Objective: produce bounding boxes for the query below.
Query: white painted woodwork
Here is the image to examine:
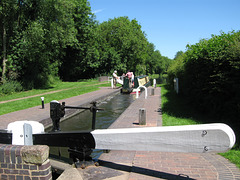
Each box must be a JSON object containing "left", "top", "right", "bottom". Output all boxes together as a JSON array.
[
  {"left": 116, "top": 78, "right": 123, "bottom": 85},
  {"left": 153, "top": 79, "right": 156, "bottom": 88},
  {"left": 7, "top": 121, "right": 44, "bottom": 145},
  {"left": 92, "top": 123, "right": 235, "bottom": 153},
  {"left": 136, "top": 86, "right": 147, "bottom": 99}
]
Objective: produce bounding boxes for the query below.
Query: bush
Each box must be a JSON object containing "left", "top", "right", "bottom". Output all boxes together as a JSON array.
[
  {"left": 167, "top": 53, "right": 185, "bottom": 89},
  {"left": 0, "top": 81, "right": 23, "bottom": 95},
  {"left": 184, "top": 31, "right": 240, "bottom": 118},
  {"left": 167, "top": 31, "right": 240, "bottom": 127}
]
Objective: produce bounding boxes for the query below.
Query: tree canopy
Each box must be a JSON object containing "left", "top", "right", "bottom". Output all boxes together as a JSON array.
[{"left": 0, "top": 0, "right": 167, "bottom": 89}]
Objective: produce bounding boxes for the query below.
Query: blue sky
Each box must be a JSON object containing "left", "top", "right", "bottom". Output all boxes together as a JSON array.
[{"left": 88, "top": 0, "right": 240, "bottom": 59}]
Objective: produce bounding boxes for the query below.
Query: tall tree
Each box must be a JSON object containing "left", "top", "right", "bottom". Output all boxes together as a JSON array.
[
  {"left": 174, "top": 50, "right": 184, "bottom": 60},
  {"left": 59, "top": 0, "right": 97, "bottom": 80},
  {"left": 1, "top": 0, "right": 95, "bottom": 86},
  {"left": 145, "top": 43, "right": 157, "bottom": 75},
  {"left": 96, "top": 17, "right": 148, "bottom": 75},
  {"left": 0, "top": 0, "right": 18, "bottom": 82}
]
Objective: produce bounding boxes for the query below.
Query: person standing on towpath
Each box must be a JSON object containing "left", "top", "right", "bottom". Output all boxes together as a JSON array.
[{"left": 125, "top": 70, "right": 133, "bottom": 88}]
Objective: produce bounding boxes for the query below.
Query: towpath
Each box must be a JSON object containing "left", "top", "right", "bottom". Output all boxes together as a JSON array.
[
  {"left": 77, "top": 87, "right": 240, "bottom": 180},
  {"left": 0, "top": 86, "right": 239, "bottom": 180},
  {"left": 0, "top": 87, "right": 119, "bottom": 129}
]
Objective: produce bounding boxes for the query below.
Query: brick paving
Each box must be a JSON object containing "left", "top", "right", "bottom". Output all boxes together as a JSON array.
[
  {"left": 97, "top": 87, "right": 240, "bottom": 180},
  {"left": 0, "top": 86, "right": 240, "bottom": 180}
]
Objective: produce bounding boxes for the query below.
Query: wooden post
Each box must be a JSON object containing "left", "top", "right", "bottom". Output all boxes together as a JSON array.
[
  {"left": 139, "top": 108, "right": 146, "bottom": 125},
  {"left": 151, "top": 88, "right": 154, "bottom": 96},
  {"left": 111, "top": 78, "right": 114, "bottom": 89},
  {"left": 153, "top": 79, "right": 156, "bottom": 88},
  {"left": 174, "top": 78, "right": 179, "bottom": 94}
]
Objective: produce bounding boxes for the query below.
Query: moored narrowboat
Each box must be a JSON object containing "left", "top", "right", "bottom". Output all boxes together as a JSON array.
[{"left": 121, "top": 75, "right": 151, "bottom": 93}]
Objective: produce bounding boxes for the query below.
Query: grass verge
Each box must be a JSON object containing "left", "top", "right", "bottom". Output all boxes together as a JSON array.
[
  {"left": 0, "top": 80, "right": 110, "bottom": 115},
  {"left": 0, "top": 79, "right": 102, "bottom": 101},
  {"left": 160, "top": 84, "right": 240, "bottom": 169}
]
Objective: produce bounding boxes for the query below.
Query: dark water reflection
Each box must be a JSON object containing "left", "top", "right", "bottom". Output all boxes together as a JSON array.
[{"left": 48, "top": 93, "right": 134, "bottom": 161}]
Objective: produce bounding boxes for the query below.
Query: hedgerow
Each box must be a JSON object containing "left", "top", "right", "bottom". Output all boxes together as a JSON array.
[{"left": 168, "top": 31, "right": 240, "bottom": 127}]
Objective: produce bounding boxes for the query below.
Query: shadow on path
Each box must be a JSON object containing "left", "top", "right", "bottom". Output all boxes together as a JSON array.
[{"left": 98, "top": 160, "right": 196, "bottom": 180}]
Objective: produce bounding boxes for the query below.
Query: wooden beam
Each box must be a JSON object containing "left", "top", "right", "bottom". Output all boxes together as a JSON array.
[{"left": 92, "top": 123, "right": 235, "bottom": 153}]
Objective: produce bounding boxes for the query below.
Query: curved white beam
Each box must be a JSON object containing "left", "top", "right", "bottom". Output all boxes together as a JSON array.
[{"left": 136, "top": 86, "right": 147, "bottom": 99}]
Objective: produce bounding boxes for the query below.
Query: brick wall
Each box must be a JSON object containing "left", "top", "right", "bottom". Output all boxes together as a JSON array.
[{"left": 0, "top": 144, "right": 52, "bottom": 180}]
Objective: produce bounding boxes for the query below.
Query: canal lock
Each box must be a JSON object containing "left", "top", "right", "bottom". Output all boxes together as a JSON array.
[{"left": 47, "top": 93, "right": 135, "bottom": 165}]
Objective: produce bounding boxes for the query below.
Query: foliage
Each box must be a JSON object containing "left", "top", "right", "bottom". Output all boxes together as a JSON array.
[
  {"left": 167, "top": 31, "right": 240, "bottom": 136},
  {"left": 0, "top": 0, "right": 94, "bottom": 87},
  {"left": 0, "top": 80, "right": 23, "bottom": 95},
  {"left": 145, "top": 43, "right": 165, "bottom": 75},
  {"left": 167, "top": 51, "right": 185, "bottom": 88},
  {"left": 173, "top": 50, "right": 184, "bottom": 60},
  {"left": 18, "top": 22, "right": 52, "bottom": 88},
  {"left": 184, "top": 31, "right": 240, "bottom": 121},
  {"left": 95, "top": 17, "right": 149, "bottom": 75},
  {"left": 58, "top": 0, "right": 97, "bottom": 80},
  {"left": 0, "top": 0, "right": 169, "bottom": 88}
]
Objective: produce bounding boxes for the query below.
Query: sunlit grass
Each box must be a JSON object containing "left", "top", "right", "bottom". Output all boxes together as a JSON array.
[
  {"left": 162, "top": 114, "right": 198, "bottom": 126},
  {"left": 220, "top": 147, "right": 240, "bottom": 169},
  {"left": 0, "top": 79, "right": 101, "bottom": 101},
  {"left": 0, "top": 81, "right": 110, "bottom": 115}
]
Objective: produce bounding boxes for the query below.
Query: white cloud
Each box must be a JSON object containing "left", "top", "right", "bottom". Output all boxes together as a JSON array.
[{"left": 93, "top": 9, "right": 104, "bottom": 14}]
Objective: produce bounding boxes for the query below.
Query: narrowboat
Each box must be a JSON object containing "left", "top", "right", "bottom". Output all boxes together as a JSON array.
[{"left": 121, "top": 75, "right": 151, "bottom": 93}]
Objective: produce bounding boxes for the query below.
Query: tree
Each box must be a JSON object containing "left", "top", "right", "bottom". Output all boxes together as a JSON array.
[
  {"left": 0, "top": 0, "right": 49, "bottom": 87},
  {"left": 1, "top": 0, "right": 167, "bottom": 88},
  {"left": 174, "top": 50, "right": 184, "bottom": 60},
  {"left": 0, "top": 0, "right": 18, "bottom": 82},
  {"left": 153, "top": 51, "right": 165, "bottom": 76},
  {"left": 59, "top": 0, "right": 97, "bottom": 80},
  {"left": 18, "top": 22, "right": 51, "bottom": 88},
  {"left": 96, "top": 17, "right": 148, "bottom": 75},
  {"left": 1, "top": 0, "right": 96, "bottom": 86},
  {"left": 167, "top": 52, "right": 185, "bottom": 88},
  {"left": 145, "top": 43, "right": 156, "bottom": 75}
]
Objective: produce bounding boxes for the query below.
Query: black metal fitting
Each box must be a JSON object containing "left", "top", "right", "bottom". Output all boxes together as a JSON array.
[
  {"left": 50, "top": 100, "right": 65, "bottom": 131},
  {"left": 49, "top": 100, "right": 104, "bottom": 166}
]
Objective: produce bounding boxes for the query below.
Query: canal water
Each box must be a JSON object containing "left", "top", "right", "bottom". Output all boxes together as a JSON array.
[{"left": 48, "top": 93, "right": 135, "bottom": 162}]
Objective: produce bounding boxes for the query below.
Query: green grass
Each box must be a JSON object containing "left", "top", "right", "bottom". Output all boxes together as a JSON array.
[
  {"left": 161, "top": 84, "right": 204, "bottom": 126},
  {"left": 220, "top": 147, "right": 240, "bottom": 169},
  {"left": 160, "top": 84, "right": 240, "bottom": 169},
  {"left": 0, "top": 80, "right": 110, "bottom": 115},
  {"left": 0, "top": 79, "right": 102, "bottom": 101}
]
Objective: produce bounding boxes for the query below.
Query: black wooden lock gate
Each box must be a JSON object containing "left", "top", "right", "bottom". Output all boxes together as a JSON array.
[{"left": 48, "top": 100, "right": 103, "bottom": 167}]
